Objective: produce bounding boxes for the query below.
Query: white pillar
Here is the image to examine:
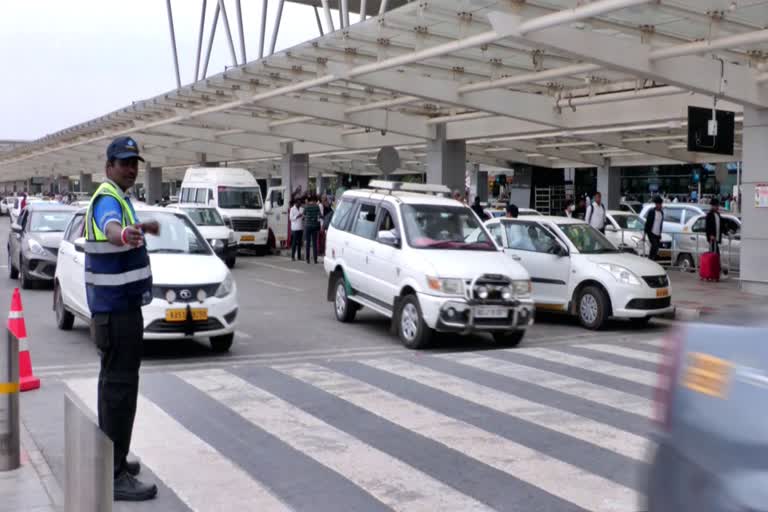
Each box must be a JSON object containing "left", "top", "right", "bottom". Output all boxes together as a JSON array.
[
  {"left": 596, "top": 162, "right": 620, "bottom": 209},
  {"left": 144, "top": 165, "right": 163, "bottom": 205},
  {"left": 469, "top": 164, "right": 488, "bottom": 202},
  {"left": 426, "top": 124, "right": 466, "bottom": 196},
  {"left": 79, "top": 172, "right": 93, "bottom": 194},
  {"left": 280, "top": 142, "right": 309, "bottom": 199},
  {"left": 739, "top": 107, "right": 768, "bottom": 295}
]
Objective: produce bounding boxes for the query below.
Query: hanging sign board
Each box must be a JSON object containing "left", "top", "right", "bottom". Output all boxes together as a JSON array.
[{"left": 755, "top": 184, "right": 768, "bottom": 208}]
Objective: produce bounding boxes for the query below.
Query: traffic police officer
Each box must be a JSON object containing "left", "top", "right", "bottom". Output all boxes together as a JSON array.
[{"left": 85, "top": 137, "right": 159, "bottom": 501}]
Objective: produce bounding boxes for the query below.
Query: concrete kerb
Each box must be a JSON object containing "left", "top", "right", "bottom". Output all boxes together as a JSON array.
[{"left": 20, "top": 419, "right": 63, "bottom": 510}]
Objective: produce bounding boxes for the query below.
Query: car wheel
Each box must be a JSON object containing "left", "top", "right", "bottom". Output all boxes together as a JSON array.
[
  {"left": 225, "top": 257, "right": 236, "bottom": 269},
  {"left": 19, "top": 257, "right": 32, "bottom": 290},
  {"left": 333, "top": 274, "right": 357, "bottom": 323},
  {"left": 677, "top": 254, "right": 695, "bottom": 273},
  {"left": 396, "top": 294, "right": 432, "bottom": 349},
  {"left": 578, "top": 286, "right": 609, "bottom": 330},
  {"left": 8, "top": 249, "right": 18, "bottom": 279},
  {"left": 492, "top": 330, "right": 525, "bottom": 347},
  {"left": 54, "top": 285, "right": 74, "bottom": 330},
  {"left": 210, "top": 333, "right": 234, "bottom": 353}
]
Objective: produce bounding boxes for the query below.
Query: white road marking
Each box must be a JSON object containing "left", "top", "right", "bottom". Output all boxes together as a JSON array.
[
  {"left": 239, "top": 260, "right": 306, "bottom": 274},
  {"left": 362, "top": 357, "right": 648, "bottom": 461},
  {"left": 67, "top": 378, "right": 290, "bottom": 512},
  {"left": 446, "top": 354, "right": 653, "bottom": 417},
  {"left": 238, "top": 276, "right": 304, "bottom": 292},
  {"left": 180, "top": 369, "right": 493, "bottom": 512},
  {"left": 518, "top": 348, "right": 657, "bottom": 386},
  {"left": 281, "top": 363, "right": 639, "bottom": 512},
  {"left": 580, "top": 343, "right": 661, "bottom": 363}
]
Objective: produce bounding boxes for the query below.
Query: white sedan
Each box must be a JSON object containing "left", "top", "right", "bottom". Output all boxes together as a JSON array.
[
  {"left": 485, "top": 216, "right": 674, "bottom": 329},
  {"left": 54, "top": 206, "right": 238, "bottom": 352},
  {"left": 605, "top": 210, "right": 673, "bottom": 260}
]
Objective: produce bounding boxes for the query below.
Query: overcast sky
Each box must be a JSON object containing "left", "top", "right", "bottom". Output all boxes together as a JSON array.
[{"left": 0, "top": 0, "right": 340, "bottom": 141}]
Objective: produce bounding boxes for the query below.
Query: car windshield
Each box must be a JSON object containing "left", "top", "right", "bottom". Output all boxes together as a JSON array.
[
  {"left": 612, "top": 214, "right": 645, "bottom": 231},
  {"left": 29, "top": 211, "right": 74, "bottom": 232},
  {"left": 401, "top": 204, "right": 496, "bottom": 251},
  {"left": 217, "top": 186, "right": 262, "bottom": 209},
  {"left": 139, "top": 212, "right": 212, "bottom": 255},
  {"left": 182, "top": 207, "right": 224, "bottom": 226},
  {"left": 558, "top": 223, "right": 619, "bottom": 254}
]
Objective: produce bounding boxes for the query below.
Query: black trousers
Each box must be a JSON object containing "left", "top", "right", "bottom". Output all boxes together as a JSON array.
[
  {"left": 305, "top": 226, "right": 319, "bottom": 263},
  {"left": 648, "top": 233, "right": 661, "bottom": 260},
  {"left": 290, "top": 230, "right": 303, "bottom": 260},
  {"left": 93, "top": 308, "right": 143, "bottom": 476}
]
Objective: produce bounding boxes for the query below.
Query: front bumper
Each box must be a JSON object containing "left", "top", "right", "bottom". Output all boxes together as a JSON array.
[
  {"left": 22, "top": 251, "right": 57, "bottom": 281},
  {"left": 141, "top": 294, "right": 238, "bottom": 340},
  {"left": 235, "top": 229, "right": 268, "bottom": 247},
  {"left": 213, "top": 243, "right": 238, "bottom": 261},
  {"left": 418, "top": 293, "right": 534, "bottom": 333}
]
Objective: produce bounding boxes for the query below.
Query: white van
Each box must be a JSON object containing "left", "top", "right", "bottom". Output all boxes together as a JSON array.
[
  {"left": 264, "top": 185, "right": 289, "bottom": 250},
  {"left": 180, "top": 167, "right": 268, "bottom": 253}
]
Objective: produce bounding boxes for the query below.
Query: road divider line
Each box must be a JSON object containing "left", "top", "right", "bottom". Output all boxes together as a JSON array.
[
  {"left": 180, "top": 368, "right": 493, "bottom": 512},
  {"left": 238, "top": 260, "right": 306, "bottom": 274},
  {"left": 66, "top": 378, "right": 290, "bottom": 511},
  {"left": 280, "top": 363, "right": 638, "bottom": 512}
]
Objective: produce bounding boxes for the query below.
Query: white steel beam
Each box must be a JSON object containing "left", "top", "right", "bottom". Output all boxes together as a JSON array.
[{"left": 649, "top": 29, "right": 768, "bottom": 61}]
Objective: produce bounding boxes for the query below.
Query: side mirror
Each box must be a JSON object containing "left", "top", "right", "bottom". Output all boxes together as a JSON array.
[
  {"left": 74, "top": 237, "right": 85, "bottom": 253},
  {"left": 376, "top": 230, "right": 400, "bottom": 248},
  {"left": 10, "top": 223, "right": 22, "bottom": 233}
]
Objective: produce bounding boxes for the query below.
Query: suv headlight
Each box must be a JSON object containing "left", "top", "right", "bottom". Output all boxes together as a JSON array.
[
  {"left": 426, "top": 276, "right": 464, "bottom": 296},
  {"left": 511, "top": 280, "right": 532, "bottom": 297},
  {"left": 598, "top": 263, "right": 642, "bottom": 286},
  {"left": 28, "top": 239, "right": 46, "bottom": 256},
  {"left": 227, "top": 231, "right": 237, "bottom": 244},
  {"left": 209, "top": 239, "right": 224, "bottom": 250},
  {"left": 215, "top": 273, "right": 234, "bottom": 298}
]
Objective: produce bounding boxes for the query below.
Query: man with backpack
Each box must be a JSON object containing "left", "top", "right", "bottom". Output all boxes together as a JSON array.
[{"left": 585, "top": 191, "right": 607, "bottom": 233}]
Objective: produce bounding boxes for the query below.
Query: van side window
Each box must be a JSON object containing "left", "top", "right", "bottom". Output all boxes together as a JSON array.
[
  {"left": 352, "top": 203, "right": 378, "bottom": 239},
  {"left": 196, "top": 189, "right": 208, "bottom": 204},
  {"left": 330, "top": 198, "right": 355, "bottom": 232},
  {"left": 180, "top": 188, "right": 190, "bottom": 203}
]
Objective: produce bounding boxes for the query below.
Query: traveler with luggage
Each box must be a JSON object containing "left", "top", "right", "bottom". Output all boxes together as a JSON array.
[{"left": 700, "top": 198, "right": 723, "bottom": 281}]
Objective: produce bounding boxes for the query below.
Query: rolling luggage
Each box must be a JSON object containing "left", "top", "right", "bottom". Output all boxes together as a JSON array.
[{"left": 699, "top": 251, "right": 721, "bottom": 282}]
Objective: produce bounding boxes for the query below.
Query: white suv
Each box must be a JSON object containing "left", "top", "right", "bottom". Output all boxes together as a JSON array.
[{"left": 323, "top": 181, "right": 534, "bottom": 349}]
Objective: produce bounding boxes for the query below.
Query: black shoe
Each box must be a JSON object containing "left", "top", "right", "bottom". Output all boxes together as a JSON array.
[
  {"left": 125, "top": 460, "right": 141, "bottom": 476},
  {"left": 114, "top": 472, "right": 157, "bottom": 501}
]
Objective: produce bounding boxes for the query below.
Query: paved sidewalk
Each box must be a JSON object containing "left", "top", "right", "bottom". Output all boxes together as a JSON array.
[
  {"left": 670, "top": 270, "right": 762, "bottom": 320},
  {"left": 0, "top": 420, "right": 62, "bottom": 512}
]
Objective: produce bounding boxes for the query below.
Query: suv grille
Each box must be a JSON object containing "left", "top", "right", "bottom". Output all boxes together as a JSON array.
[
  {"left": 466, "top": 274, "right": 513, "bottom": 303},
  {"left": 145, "top": 318, "right": 224, "bottom": 333},
  {"left": 231, "top": 217, "right": 265, "bottom": 232},
  {"left": 152, "top": 284, "right": 220, "bottom": 303},
  {"left": 642, "top": 275, "right": 669, "bottom": 289}
]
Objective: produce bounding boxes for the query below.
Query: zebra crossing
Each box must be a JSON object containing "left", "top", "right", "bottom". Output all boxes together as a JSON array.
[{"left": 66, "top": 338, "right": 663, "bottom": 512}]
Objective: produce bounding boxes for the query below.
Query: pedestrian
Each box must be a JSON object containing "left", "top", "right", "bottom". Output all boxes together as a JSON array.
[
  {"left": 705, "top": 197, "right": 722, "bottom": 255},
  {"left": 585, "top": 191, "right": 607, "bottom": 233},
  {"left": 303, "top": 194, "right": 321, "bottom": 264},
  {"left": 20, "top": 192, "right": 27, "bottom": 211},
  {"left": 505, "top": 203, "right": 519, "bottom": 218},
  {"left": 574, "top": 197, "right": 587, "bottom": 220},
  {"left": 85, "top": 137, "right": 158, "bottom": 501},
  {"left": 471, "top": 196, "right": 488, "bottom": 220},
  {"left": 644, "top": 196, "right": 664, "bottom": 261},
  {"left": 563, "top": 199, "right": 575, "bottom": 218},
  {"left": 289, "top": 198, "right": 304, "bottom": 261}
]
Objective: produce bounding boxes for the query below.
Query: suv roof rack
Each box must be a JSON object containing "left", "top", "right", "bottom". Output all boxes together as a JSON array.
[{"left": 368, "top": 180, "right": 451, "bottom": 196}]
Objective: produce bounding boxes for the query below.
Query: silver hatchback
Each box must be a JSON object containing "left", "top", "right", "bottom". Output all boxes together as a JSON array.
[{"left": 673, "top": 214, "right": 741, "bottom": 273}]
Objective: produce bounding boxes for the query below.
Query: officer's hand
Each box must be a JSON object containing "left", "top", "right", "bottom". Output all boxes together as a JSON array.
[
  {"left": 122, "top": 226, "right": 145, "bottom": 247},
  {"left": 138, "top": 221, "right": 160, "bottom": 236}
]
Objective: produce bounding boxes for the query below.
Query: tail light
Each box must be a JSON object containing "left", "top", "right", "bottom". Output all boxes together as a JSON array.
[{"left": 653, "top": 327, "right": 684, "bottom": 430}]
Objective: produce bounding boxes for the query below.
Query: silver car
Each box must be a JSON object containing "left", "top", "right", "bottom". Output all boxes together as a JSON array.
[
  {"left": 646, "top": 310, "right": 768, "bottom": 511},
  {"left": 639, "top": 203, "right": 708, "bottom": 234},
  {"left": 673, "top": 214, "right": 740, "bottom": 273},
  {"left": 7, "top": 203, "right": 76, "bottom": 288}
]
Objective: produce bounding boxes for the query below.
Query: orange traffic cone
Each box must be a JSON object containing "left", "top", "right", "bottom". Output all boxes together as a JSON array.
[{"left": 7, "top": 288, "right": 40, "bottom": 391}]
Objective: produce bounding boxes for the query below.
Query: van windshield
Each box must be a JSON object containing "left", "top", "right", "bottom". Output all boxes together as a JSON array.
[{"left": 218, "top": 186, "right": 262, "bottom": 209}]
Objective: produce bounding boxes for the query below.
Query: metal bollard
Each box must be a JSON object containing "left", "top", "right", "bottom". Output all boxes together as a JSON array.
[
  {"left": 0, "top": 330, "right": 20, "bottom": 471},
  {"left": 64, "top": 392, "right": 112, "bottom": 512}
]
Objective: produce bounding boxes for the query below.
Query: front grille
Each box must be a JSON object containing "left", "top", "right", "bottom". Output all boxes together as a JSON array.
[
  {"left": 152, "top": 284, "right": 220, "bottom": 303},
  {"left": 642, "top": 275, "right": 669, "bottom": 288},
  {"left": 231, "top": 217, "right": 265, "bottom": 232},
  {"left": 145, "top": 318, "right": 224, "bottom": 333},
  {"left": 626, "top": 297, "right": 671, "bottom": 310},
  {"left": 466, "top": 274, "right": 513, "bottom": 303}
]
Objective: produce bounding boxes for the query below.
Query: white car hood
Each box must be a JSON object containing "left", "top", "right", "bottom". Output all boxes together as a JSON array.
[
  {"left": 149, "top": 254, "right": 229, "bottom": 286},
  {"left": 417, "top": 249, "right": 530, "bottom": 281},
  {"left": 196, "top": 225, "right": 231, "bottom": 239},
  {"left": 584, "top": 252, "right": 667, "bottom": 276}
]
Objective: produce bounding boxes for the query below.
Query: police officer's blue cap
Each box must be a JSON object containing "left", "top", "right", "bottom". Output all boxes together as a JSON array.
[{"left": 106, "top": 137, "right": 144, "bottom": 162}]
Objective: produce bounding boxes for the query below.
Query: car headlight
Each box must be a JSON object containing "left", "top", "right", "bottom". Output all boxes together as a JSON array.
[
  {"left": 598, "top": 263, "right": 642, "bottom": 286},
  {"left": 209, "top": 239, "right": 225, "bottom": 249},
  {"left": 426, "top": 276, "right": 464, "bottom": 296},
  {"left": 215, "top": 273, "right": 234, "bottom": 298},
  {"left": 511, "top": 280, "right": 532, "bottom": 296},
  {"left": 227, "top": 231, "right": 237, "bottom": 244},
  {"left": 27, "top": 239, "right": 46, "bottom": 256}
]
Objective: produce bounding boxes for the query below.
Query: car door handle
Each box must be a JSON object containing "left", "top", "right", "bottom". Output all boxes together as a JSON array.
[
  {"left": 689, "top": 236, "right": 697, "bottom": 241},
  {"left": 510, "top": 255, "right": 521, "bottom": 261}
]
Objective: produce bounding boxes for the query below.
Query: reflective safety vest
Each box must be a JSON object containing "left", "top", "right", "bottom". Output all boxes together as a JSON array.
[{"left": 84, "top": 182, "right": 152, "bottom": 314}]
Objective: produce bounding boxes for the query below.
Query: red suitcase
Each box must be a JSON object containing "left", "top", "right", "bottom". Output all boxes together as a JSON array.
[{"left": 699, "top": 252, "right": 721, "bottom": 281}]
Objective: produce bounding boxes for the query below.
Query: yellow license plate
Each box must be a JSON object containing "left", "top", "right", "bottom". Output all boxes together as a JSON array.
[
  {"left": 683, "top": 352, "right": 732, "bottom": 398},
  {"left": 656, "top": 288, "right": 669, "bottom": 298},
  {"left": 240, "top": 235, "right": 255, "bottom": 242},
  {"left": 165, "top": 308, "right": 208, "bottom": 322}
]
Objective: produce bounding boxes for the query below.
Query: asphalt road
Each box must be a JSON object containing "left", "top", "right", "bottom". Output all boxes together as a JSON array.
[{"left": 0, "top": 217, "right": 670, "bottom": 511}]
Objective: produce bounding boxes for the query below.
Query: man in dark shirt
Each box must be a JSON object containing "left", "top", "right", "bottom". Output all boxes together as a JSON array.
[
  {"left": 303, "top": 195, "right": 322, "bottom": 264},
  {"left": 705, "top": 198, "right": 722, "bottom": 254}
]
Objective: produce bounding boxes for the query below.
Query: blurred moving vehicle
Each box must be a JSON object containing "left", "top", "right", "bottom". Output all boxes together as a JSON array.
[
  {"left": 7, "top": 203, "right": 76, "bottom": 289},
  {"left": 646, "top": 314, "right": 768, "bottom": 511},
  {"left": 674, "top": 213, "right": 741, "bottom": 274},
  {"left": 605, "top": 210, "right": 673, "bottom": 259},
  {"left": 167, "top": 204, "right": 238, "bottom": 268},
  {"left": 54, "top": 206, "right": 238, "bottom": 352},
  {"left": 485, "top": 216, "right": 674, "bottom": 329},
  {"left": 324, "top": 181, "right": 534, "bottom": 349}
]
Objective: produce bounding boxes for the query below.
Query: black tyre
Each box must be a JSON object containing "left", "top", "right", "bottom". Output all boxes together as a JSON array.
[
  {"left": 333, "top": 274, "right": 357, "bottom": 323},
  {"left": 54, "top": 285, "right": 74, "bottom": 330},
  {"left": 8, "top": 249, "right": 18, "bottom": 279},
  {"left": 210, "top": 333, "right": 234, "bottom": 353},
  {"left": 396, "top": 294, "right": 433, "bottom": 349},
  {"left": 225, "top": 257, "right": 236, "bottom": 269},
  {"left": 577, "top": 285, "right": 610, "bottom": 330},
  {"left": 19, "top": 257, "right": 32, "bottom": 290},
  {"left": 492, "top": 330, "right": 525, "bottom": 347},
  {"left": 677, "top": 254, "right": 695, "bottom": 273}
]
